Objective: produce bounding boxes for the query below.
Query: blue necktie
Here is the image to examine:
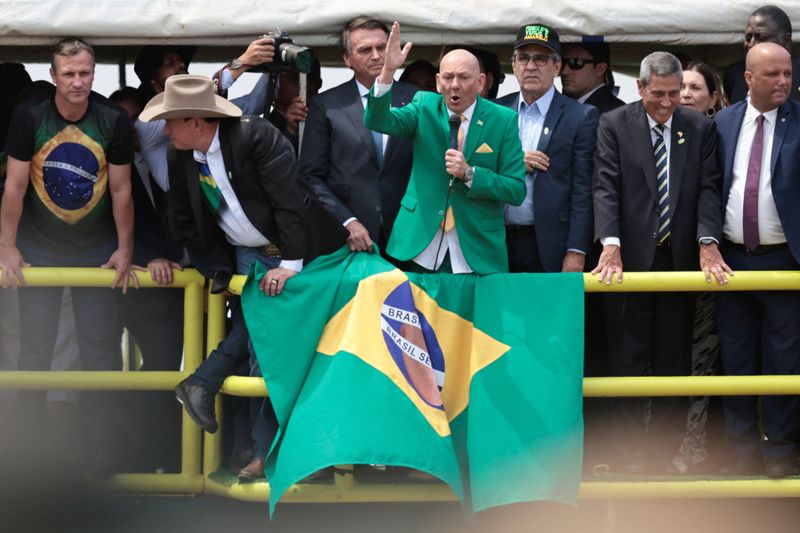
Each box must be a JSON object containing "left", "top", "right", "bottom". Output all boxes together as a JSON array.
[
  {"left": 371, "top": 129, "right": 384, "bottom": 167},
  {"left": 653, "top": 124, "right": 670, "bottom": 244}
]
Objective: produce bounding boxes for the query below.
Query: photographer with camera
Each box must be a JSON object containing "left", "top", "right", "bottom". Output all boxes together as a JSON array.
[{"left": 134, "top": 36, "right": 276, "bottom": 194}]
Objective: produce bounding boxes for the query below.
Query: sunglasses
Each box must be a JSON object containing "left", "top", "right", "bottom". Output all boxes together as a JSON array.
[{"left": 563, "top": 57, "right": 600, "bottom": 70}]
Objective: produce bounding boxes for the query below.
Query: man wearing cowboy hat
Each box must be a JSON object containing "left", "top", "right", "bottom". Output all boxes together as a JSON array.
[
  {"left": 135, "top": 37, "right": 276, "bottom": 194},
  {"left": 140, "top": 74, "right": 345, "bottom": 481}
]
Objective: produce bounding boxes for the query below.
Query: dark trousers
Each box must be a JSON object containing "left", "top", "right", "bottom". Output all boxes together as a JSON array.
[
  {"left": 716, "top": 242, "right": 800, "bottom": 461},
  {"left": 117, "top": 288, "right": 184, "bottom": 472},
  {"left": 604, "top": 246, "right": 694, "bottom": 463},
  {"left": 190, "top": 247, "right": 280, "bottom": 461},
  {"left": 17, "top": 286, "right": 121, "bottom": 458},
  {"left": 506, "top": 225, "right": 545, "bottom": 273}
]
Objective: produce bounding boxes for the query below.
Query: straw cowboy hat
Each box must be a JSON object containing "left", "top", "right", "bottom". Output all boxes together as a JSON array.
[{"left": 139, "top": 74, "right": 242, "bottom": 122}]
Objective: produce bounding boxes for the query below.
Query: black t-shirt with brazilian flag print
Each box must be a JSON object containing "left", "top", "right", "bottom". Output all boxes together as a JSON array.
[{"left": 5, "top": 91, "right": 133, "bottom": 266}]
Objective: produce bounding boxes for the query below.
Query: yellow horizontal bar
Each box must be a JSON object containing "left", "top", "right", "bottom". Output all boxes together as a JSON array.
[
  {"left": 108, "top": 473, "right": 204, "bottom": 493},
  {"left": 220, "top": 375, "right": 269, "bottom": 397},
  {"left": 225, "top": 271, "right": 800, "bottom": 296},
  {"left": 0, "top": 371, "right": 187, "bottom": 391},
  {"left": 579, "top": 478, "right": 800, "bottom": 499},
  {"left": 219, "top": 375, "right": 800, "bottom": 398},
  {"left": 204, "top": 475, "right": 800, "bottom": 503},
  {"left": 582, "top": 270, "right": 800, "bottom": 292},
  {"left": 584, "top": 375, "right": 800, "bottom": 397},
  {"left": 6, "top": 267, "right": 205, "bottom": 288},
  {"left": 204, "top": 476, "right": 457, "bottom": 503}
]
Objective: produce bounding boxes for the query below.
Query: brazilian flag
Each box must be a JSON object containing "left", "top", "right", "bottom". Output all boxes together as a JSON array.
[{"left": 242, "top": 247, "right": 584, "bottom": 515}]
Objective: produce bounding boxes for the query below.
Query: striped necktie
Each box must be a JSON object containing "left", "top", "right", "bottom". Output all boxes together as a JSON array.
[{"left": 653, "top": 124, "right": 670, "bottom": 244}]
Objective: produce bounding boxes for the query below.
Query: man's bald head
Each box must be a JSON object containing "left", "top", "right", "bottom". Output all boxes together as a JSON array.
[
  {"left": 437, "top": 49, "right": 485, "bottom": 114},
  {"left": 745, "top": 42, "right": 792, "bottom": 112}
]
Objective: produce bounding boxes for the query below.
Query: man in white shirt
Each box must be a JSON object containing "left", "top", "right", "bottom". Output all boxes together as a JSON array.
[
  {"left": 140, "top": 74, "right": 345, "bottom": 481},
  {"left": 710, "top": 42, "right": 800, "bottom": 478}
]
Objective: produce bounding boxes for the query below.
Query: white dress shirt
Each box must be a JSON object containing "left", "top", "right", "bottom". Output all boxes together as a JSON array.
[{"left": 723, "top": 104, "right": 785, "bottom": 245}]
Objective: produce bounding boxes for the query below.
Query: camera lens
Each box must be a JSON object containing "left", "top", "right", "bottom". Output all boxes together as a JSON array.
[{"left": 279, "top": 43, "right": 312, "bottom": 73}]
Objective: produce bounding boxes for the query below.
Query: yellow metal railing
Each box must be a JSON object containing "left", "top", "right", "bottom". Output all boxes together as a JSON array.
[
  {"left": 0, "top": 267, "right": 206, "bottom": 494},
  {"left": 2, "top": 268, "right": 800, "bottom": 502}
]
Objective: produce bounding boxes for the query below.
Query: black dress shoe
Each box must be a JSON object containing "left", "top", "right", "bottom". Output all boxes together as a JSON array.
[
  {"left": 764, "top": 457, "right": 799, "bottom": 478},
  {"left": 175, "top": 378, "right": 218, "bottom": 433},
  {"left": 718, "top": 456, "right": 763, "bottom": 476},
  {"left": 210, "top": 270, "right": 233, "bottom": 295}
]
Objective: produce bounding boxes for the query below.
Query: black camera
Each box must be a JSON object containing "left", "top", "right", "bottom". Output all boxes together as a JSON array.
[{"left": 249, "top": 29, "right": 312, "bottom": 74}]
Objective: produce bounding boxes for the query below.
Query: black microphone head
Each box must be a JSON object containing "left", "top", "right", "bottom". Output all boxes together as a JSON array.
[{"left": 448, "top": 114, "right": 461, "bottom": 150}]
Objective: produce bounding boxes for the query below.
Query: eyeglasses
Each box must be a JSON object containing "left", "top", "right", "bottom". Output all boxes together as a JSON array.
[
  {"left": 513, "top": 53, "right": 553, "bottom": 67},
  {"left": 562, "top": 57, "right": 599, "bottom": 70}
]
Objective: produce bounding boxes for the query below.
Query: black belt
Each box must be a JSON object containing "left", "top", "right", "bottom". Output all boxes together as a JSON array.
[
  {"left": 724, "top": 239, "right": 787, "bottom": 256},
  {"left": 506, "top": 224, "right": 535, "bottom": 237}
]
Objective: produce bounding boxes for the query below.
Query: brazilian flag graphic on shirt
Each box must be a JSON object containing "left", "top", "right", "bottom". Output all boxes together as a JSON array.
[
  {"left": 241, "top": 247, "right": 585, "bottom": 516},
  {"left": 29, "top": 124, "right": 108, "bottom": 225}
]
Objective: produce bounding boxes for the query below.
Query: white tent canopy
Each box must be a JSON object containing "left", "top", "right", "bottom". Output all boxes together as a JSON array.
[{"left": 1, "top": 0, "right": 799, "bottom": 47}]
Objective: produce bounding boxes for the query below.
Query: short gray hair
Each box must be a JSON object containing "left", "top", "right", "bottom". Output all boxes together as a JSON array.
[
  {"left": 51, "top": 38, "right": 95, "bottom": 71},
  {"left": 639, "top": 51, "right": 682, "bottom": 86}
]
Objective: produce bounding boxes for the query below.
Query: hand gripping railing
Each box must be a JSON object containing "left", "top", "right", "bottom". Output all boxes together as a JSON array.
[{"left": 203, "top": 270, "right": 800, "bottom": 502}]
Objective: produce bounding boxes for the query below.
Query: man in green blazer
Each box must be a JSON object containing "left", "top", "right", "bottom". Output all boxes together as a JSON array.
[{"left": 365, "top": 22, "right": 526, "bottom": 274}]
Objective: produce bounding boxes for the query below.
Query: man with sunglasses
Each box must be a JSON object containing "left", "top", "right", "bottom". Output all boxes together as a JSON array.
[
  {"left": 723, "top": 5, "right": 800, "bottom": 104},
  {"left": 495, "top": 23, "right": 598, "bottom": 273},
  {"left": 561, "top": 42, "right": 625, "bottom": 115}
]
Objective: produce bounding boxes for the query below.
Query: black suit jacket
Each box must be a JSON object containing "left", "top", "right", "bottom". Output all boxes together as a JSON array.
[
  {"left": 130, "top": 162, "right": 182, "bottom": 266},
  {"left": 495, "top": 90, "right": 598, "bottom": 271},
  {"left": 584, "top": 85, "right": 626, "bottom": 115},
  {"left": 167, "top": 116, "right": 346, "bottom": 275},
  {"left": 299, "top": 78, "right": 417, "bottom": 241},
  {"left": 593, "top": 102, "right": 722, "bottom": 271},
  {"left": 724, "top": 57, "right": 800, "bottom": 104}
]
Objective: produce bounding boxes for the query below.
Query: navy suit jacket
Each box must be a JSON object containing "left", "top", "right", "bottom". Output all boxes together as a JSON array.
[
  {"left": 715, "top": 99, "right": 800, "bottom": 263},
  {"left": 495, "top": 90, "right": 598, "bottom": 271},
  {"left": 299, "top": 78, "right": 417, "bottom": 241}
]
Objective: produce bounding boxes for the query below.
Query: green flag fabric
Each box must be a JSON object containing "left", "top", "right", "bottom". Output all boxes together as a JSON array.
[{"left": 242, "top": 247, "right": 584, "bottom": 515}]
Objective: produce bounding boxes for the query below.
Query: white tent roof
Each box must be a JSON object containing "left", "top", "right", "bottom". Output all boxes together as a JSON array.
[{"left": 1, "top": 0, "right": 798, "bottom": 47}]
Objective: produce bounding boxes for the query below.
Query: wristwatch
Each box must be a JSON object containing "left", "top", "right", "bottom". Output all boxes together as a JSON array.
[
  {"left": 463, "top": 166, "right": 475, "bottom": 185},
  {"left": 228, "top": 58, "right": 245, "bottom": 70}
]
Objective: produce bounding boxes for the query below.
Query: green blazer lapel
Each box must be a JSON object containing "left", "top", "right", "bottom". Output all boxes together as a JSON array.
[
  {"left": 463, "top": 97, "right": 486, "bottom": 157},
  {"left": 439, "top": 98, "right": 454, "bottom": 147}
]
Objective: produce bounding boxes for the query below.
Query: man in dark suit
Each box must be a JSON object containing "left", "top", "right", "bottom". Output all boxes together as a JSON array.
[
  {"left": 723, "top": 5, "right": 800, "bottom": 104},
  {"left": 708, "top": 42, "right": 800, "bottom": 477},
  {"left": 560, "top": 42, "right": 625, "bottom": 115},
  {"left": 495, "top": 23, "right": 598, "bottom": 273},
  {"left": 139, "top": 74, "right": 345, "bottom": 481},
  {"left": 592, "top": 52, "right": 722, "bottom": 473},
  {"left": 300, "top": 16, "right": 417, "bottom": 256}
]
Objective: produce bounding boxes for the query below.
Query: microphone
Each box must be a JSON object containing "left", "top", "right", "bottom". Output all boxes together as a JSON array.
[{"left": 448, "top": 114, "right": 461, "bottom": 150}]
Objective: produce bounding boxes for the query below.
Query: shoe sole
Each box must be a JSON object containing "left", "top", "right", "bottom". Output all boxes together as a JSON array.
[{"left": 175, "top": 385, "right": 218, "bottom": 434}]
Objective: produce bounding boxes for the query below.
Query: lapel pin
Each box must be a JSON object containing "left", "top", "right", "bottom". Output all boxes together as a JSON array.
[
  {"left": 544, "top": 127, "right": 550, "bottom": 135},
  {"left": 678, "top": 138, "right": 685, "bottom": 144},
  {"left": 477, "top": 119, "right": 484, "bottom": 126},
  {"left": 782, "top": 117, "right": 787, "bottom": 122},
  {"left": 677, "top": 130, "right": 684, "bottom": 137}
]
